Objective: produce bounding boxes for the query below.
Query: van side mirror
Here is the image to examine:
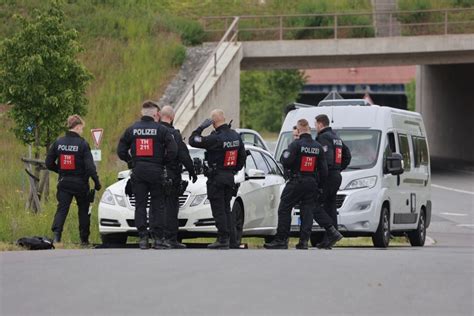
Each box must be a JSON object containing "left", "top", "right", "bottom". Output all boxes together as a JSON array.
[
  {"left": 385, "top": 153, "right": 404, "bottom": 175},
  {"left": 246, "top": 168, "right": 266, "bottom": 180}
]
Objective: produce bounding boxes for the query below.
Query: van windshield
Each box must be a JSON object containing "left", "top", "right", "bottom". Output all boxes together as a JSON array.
[{"left": 274, "top": 129, "right": 381, "bottom": 170}]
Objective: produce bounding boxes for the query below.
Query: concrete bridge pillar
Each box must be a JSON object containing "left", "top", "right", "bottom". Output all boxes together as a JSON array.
[{"left": 416, "top": 63, "right": 474, "bottom": 167}]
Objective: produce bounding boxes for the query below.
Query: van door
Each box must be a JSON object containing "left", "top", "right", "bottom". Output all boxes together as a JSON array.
[
  {"left": 382, "top": 132, "right": 403, "bottom": 218},
  {"left": 393, "top": 133, "right": 418, "bottom": 229}
]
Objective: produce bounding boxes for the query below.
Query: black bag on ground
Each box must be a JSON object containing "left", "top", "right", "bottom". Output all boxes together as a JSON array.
[{"left": 16, "top": 236, "right": 55, "bottom": 250}]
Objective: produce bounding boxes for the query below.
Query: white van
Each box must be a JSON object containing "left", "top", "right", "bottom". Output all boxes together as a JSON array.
[{"left": 274, "top": 100, "right": 431, "bottom": 248}]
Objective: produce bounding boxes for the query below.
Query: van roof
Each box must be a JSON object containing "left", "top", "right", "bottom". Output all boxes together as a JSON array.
[{"left": 282, "top": 105, "right": 426, "bottom": 136}]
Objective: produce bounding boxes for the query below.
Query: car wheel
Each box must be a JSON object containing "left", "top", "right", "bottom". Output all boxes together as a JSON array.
[
  {"left": 407, "top": 210, "right": 426, "bottom": 247},
  {"left": 310, "top": 232, "right": 325, "bottom": 247},
  {"left": 101, "top": 233, "right": 127, "bottom": 246},
  {"left": 372, "top": 206, "right": 390, "bottom": 248},
  {"left": 233, "top": 202, "right": 244, "bottom": 245}
]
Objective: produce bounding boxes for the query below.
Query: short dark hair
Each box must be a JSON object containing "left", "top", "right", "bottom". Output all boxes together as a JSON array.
[
  {"left": 67, "top": 115, "right": 84, "bottom": 129},
  {"left": 142, "top": 100, "right": 160, "bottom": 110},
  {"left": 315, "top": 114, "right": 330, "bottom": 127}
]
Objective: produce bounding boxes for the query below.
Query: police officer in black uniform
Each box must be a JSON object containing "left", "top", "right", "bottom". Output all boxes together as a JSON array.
[
  {"left": 46, "top": 115, "right": 101, "bottom": 245},
  {"left": 159, "top": 105, "right": 197, "bottom": 249},
  {"left": 117, "top": 101, "right": 177, "bottom": 250},
  {"left": 264, "top": 119, "right": 343, "bottom": 250},
  {"left": 315, "top": 114, "right": 351, "bottom": 249},
  {"left": 189, "top": 109, "right": 246, "bottom": 249}
]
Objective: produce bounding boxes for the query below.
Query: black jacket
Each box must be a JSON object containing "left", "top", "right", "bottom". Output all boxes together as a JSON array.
[
  {"left": 159, "top": 121, "right": 196, "bottom": 177},
  {"left": 117, "top": 116, "right": 177, "bottom": 167},
  {"left": 189, "top": 123, "right": 246, "bottom": 173},
  {"left": 316, "top": 127, "right": 351, "bottom": 171},
  {"left": 280, "top": 133, "right": 328, "bottom": 187},
  {"left": 45, "top": 131, "right": 99, "bottom": 185}
]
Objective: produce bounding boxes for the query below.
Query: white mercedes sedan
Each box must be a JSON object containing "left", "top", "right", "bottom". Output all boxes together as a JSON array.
[{"left": 98, "top": 145, "right": 285, "bottom": 245}]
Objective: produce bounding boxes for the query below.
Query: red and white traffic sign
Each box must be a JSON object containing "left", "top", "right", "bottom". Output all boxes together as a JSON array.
[{"left": 91, "top": 128, "right": 103, "bottom": 148}]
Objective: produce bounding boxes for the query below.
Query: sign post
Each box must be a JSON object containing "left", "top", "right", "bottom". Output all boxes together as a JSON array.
[{"left": 90, "top": 128, "right": 103, "bottom": 165}]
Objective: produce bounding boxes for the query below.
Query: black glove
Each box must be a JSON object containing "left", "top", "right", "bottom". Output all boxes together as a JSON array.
[
  {"left": 198, "top": 118, "right": 213, "bottom": 130},
  {"left": 189, "top": 173, "right": 198, "bottom": 183},
  {"left": 127, "top": 160, "right": 134, "bottom": 169},
  {"left": 94, "top": 181, "right": 102, "bottom": 191}
]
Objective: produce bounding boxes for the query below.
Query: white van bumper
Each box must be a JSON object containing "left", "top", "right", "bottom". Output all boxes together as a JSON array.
[{"left": 291, "top": 187, "right": 383, "bottom": 234}]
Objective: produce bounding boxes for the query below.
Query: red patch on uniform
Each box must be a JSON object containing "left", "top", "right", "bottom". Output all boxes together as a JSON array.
[
  {"left": 335, "top": 147, "right": 342, "bottom": 165},
  {"left": 136, "top": 138, "right": 153, "bottom": 156},
  {"left": 224, "top": 150, "right": 238, "bottom": 167},
  {"left": 60, "top": 154, "right": 76, "bottom": 170},
  {"left": 300, "top": 156, "right": 316, "bottom": 172}
]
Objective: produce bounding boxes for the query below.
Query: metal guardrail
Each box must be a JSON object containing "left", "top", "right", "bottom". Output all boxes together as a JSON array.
[
  {"left": 174, "top": 17, "right": 239, "bottom": 122},
  {"left": 202, "top": 8, "right": 474, "bottom": 41}
]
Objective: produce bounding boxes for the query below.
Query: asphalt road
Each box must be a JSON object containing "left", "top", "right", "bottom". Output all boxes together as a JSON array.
[{"left": 1, "top": 169, "right": 473, "bottom": 316}]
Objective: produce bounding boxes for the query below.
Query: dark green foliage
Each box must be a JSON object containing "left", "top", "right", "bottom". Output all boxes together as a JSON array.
[
  {"left": 154, "top": 14, "right": 205, "bottom": 46},
  {"left": 405, "top": 79, "right": 416, "bottom": 112},
  {"left": 241, "top": 70, "right": 306, "bottom": 132},
  {"left": 171, "top": 44, "right": 186, "bottom": 67},
  {"left": 0, "top": 2, "right": 92, "bottom": 154}
]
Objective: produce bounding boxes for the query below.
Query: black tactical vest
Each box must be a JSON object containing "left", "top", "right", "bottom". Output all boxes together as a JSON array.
[{"left": 207, "top": 125, "right": 242, "bottom": 171}]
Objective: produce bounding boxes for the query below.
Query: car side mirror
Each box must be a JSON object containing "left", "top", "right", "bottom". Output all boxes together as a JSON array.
[
  {"left": 246, "top": 149, "right": 251, "bottom": 156},
  {"left": 385, "top": 153, "right": 404, "bottom": 176},
  {"left": 246, "top": 168, "right": 266, "bottom": 180}
]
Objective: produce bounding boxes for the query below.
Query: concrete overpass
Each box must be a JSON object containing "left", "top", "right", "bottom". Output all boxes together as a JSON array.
[{"left": 174, "top": 12, "right": 474, "bottom": 166}]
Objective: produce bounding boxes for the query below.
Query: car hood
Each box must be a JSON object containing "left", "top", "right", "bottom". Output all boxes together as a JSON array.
[{"left": 105, "top": 173, "right": 209, "bottom": 196}]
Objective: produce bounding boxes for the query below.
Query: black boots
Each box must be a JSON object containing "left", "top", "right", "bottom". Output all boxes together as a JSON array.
[
  {"left": 53, "top": 232, "right": 61, "bottom": 244},
  {"left": 139, "top": 236, "right": 149, "bottom": 250},
  {"left": 165, "top": 239, "right": 186, "bottom": 249},
  {"left": 153, "top": 238, "right": 170, "bottom": 250},
  {"left": 264, "top": 238, "right": 288, "bottom": 249},
  {"left": 207, "top": 237, "right": 230, "bottom": 249},
  {"left": 318, "top": 226, "right": 343, "bottom": 249},
  {"left": 295, "top": 239, "right": 309, "bottom": 250}
]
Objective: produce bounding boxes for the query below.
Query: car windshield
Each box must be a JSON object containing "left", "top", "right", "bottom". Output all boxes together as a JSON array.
[{"left": 274, "top": 129, "right": 381, "bottom": 170}]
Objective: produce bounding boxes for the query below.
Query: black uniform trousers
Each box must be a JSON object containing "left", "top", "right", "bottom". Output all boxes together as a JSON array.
[
  {"left": 131, "top": 162, "right": 166, "bottom": 239},
  {"left": 164, "top": 170, "right": 182, "bottom": 241},
  {"left": 277, "top": 177, "right": 333, "bottom": 241},
  {"left": 322, "top": 170, "right": 342, "bottom": 228},
  {"left": 206, "top": 172, "right": 236, "bottom": 242},
  {"left": 51, "top": 177, "right": 90, "bottom": 241}
]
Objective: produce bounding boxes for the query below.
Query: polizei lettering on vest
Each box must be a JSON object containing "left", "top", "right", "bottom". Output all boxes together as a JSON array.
[
  {"left": 58, "top": 144, "right": 79, "bottom": 152},
  {"left": 333, "top": 139, "right": 343, "bottom": 146},
  {"left": 133, "top": 129, "right": 157, "bottom": 136},
  {"left": 301, "top": 146, "right": 319, "bottom": 154},
  {"left": 223, "top": 140, "right": 240, "bottom": 148}
]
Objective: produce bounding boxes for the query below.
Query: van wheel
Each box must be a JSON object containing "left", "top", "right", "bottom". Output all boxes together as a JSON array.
[
  {"left": 408, "top": 210, "right": 426, "bottom": 247},
  {"left": 101, "top": 233, "right": 127, "bottom": 246},
  {"left": 233, "top": 202, "right": 244, "bottom": 246},
  {"left": 372, "top": 206, "right": 390, "bottom": 248},
  {"left": 310, "top": 232, "right": 325, "bottom": 247}
]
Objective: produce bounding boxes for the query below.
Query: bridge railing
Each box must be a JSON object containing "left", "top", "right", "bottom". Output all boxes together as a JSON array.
[
  {"left": 201, "top": 7, "right": 474, "bottom": 41},
  {"left": 173, "top": 17, "right": 239, "bottom": 123}
]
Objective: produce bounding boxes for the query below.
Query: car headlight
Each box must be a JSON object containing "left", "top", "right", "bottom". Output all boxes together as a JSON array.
[
  {"left": 345, "top": 176, "right": 377, "bottom": 190},
  {"left": 100, "top": 190, "right": 115, "bottom": 205},
  {"left": 115, "top": 194, "right": 127, "bottom": 208},
  {"left": 190, "top": 194, "right": 207, "bottom": 207}
]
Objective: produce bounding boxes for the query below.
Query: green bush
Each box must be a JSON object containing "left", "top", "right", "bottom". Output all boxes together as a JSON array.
[
  {"left": 154, "top": 14, "right": 205, "bottom": 46},
  {"left": 171, "top": 44, "right": 186, "bottom": 67}
]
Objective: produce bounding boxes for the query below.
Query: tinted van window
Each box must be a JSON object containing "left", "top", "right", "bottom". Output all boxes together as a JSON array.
[{"left": 398, "top": 134, "right": 411, "bottom": 171}]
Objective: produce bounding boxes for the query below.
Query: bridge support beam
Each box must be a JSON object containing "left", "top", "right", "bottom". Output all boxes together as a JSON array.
[{"left": 417, "top": 63, "right": 474, "bottom": 168}]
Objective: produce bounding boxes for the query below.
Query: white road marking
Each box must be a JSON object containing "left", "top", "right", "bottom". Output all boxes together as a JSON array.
[
  {"left": 441, "top": 212, "right": 468, "bottom": 217},
  {"left": 456, "top": 224, "right": 474, "bottom": 227},
  {"left": 431, "top": 184, "right": 474, "bottom": 195}
]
